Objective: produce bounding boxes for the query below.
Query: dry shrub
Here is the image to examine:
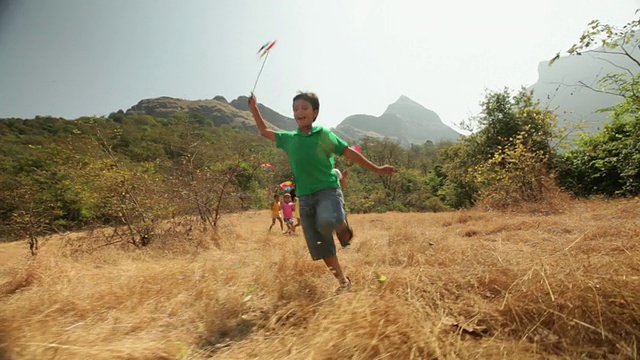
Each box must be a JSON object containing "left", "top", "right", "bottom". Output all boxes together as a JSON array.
[
  {"left": 473, "top": 136, "right": 573, "bottom": 215},
  {"left": 0, "top": 260, "right": 40, "bottom": 298},
  {"left": 477, "top": 177, "right": 573, "bottom": 215}
]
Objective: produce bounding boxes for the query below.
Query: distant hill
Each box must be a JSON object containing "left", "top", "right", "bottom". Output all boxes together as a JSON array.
[
  {"left": 125, "top": 95, "right": 460, "bottom": 147},
  {"left": 125, "top": 96, "right": 282, "bottom": 131},
  {"left": 334, "top": 95, "right": 461, "bottom": 146},
  {"left": 228, "top": 96, "right": 297, "bottom": 131},
  {"left": 125, "top": 96, "right": 297, "bottom": 132},
  {"left": 529, "top": 48, "right": 638, "bottom": 138}
]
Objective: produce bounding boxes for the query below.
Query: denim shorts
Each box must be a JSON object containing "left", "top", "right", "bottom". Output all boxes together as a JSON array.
[{"left": 299, "top": 188, "right": 346, "bottom": 260}]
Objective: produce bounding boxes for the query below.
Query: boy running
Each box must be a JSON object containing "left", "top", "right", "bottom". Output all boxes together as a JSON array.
[{"left": 249, "top": 92, "right": 394, "bottom": 292}]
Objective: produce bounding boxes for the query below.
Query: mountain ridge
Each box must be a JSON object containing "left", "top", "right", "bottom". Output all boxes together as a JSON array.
[
  {"left": 124, "top": 95, "right": 461, "bottom": 146},
  {"left": 334, "top": 95, "right": 461, "bottom": 146}
]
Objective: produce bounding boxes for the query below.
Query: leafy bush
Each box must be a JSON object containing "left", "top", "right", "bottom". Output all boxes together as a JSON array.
[{"left": 441, "top": 88, "right": 558, "bottom": 208}]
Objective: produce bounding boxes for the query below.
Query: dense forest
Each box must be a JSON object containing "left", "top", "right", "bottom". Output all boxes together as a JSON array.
[{"left": 1, "top": 17, "right": 638, "bottom": 248}]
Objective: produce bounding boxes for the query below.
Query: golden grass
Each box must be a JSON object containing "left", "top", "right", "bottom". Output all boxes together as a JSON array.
[{"left": 1, "top": 199, "right": 639, "bottom": 359}]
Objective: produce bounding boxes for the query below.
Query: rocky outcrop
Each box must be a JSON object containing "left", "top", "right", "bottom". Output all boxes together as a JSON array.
[
  {"left": 230, "top": 96, "right": 297, "bottom": 131},
  {"left": 529, "top": 48, "right": 637, "bottom": 137},
  {"left": 125, "top": 96, "right": 278, "bottom": 130}
]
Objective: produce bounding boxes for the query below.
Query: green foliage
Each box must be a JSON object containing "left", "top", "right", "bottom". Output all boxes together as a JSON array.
[
  {"left": 338, "top": 138, "right": 450, "bottom": 213},
  {"left": 557, "top": 117, "right": 640, "bottom": 196},
  {"left": 0, "top": 109, "right": 462, "bottom": 242},
  {"left": 0, "top": 133, "right": 101, "bottom": 248},
  {"left": 0, "top": 114, "right": 278, "bottom": 241},
  {"left": 564, "top": 18, "right": 639, "bottom": 58},
  {"left": 475, "top": 132, "right": 555, "bottom": 208},
  {"left": 474, "top": 88, "right": 554, "bottom": 158},
  {"left": 438, "top": 141, "right": 479, "bottom": 208},
  {"left": 441, "top": 88, "right": 558, "bottom": 208}
]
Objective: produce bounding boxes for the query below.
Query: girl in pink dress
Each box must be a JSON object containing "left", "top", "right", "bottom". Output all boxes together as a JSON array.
[{"left": 280, "top": 193, "right": 296, "bottom": 235}]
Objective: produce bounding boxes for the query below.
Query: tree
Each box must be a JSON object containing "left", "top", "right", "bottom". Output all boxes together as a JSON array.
[
  {"left": 85, "top": 125, "right": 174, "bottom": 247},
  {"left": 441, "top": 88, "right": 558, "bottom": 208}
]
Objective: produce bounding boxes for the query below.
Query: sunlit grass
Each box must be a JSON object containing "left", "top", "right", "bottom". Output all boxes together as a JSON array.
[{"left": 1, "top": 199, "right": 639, "bottom": 359}]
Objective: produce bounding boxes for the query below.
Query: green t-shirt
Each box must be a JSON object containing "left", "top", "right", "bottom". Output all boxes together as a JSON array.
[{"left": 275, "top": 126, "right": 349, "bottom": 196}]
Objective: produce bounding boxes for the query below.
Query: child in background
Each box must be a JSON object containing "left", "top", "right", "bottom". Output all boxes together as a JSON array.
[
  {"left": 281, "top": 193, "right": 296, "bottom": 235},
  {"left": 249, "top": 92, "right": 394, "bottom": 293},
  {"left": 269, "top": 194, "right": 283, "bottom": 232}
]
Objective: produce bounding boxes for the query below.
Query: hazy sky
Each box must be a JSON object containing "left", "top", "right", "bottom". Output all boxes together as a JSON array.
[{"left": 1, "top": 1, "right": 638, "bottom": 130}]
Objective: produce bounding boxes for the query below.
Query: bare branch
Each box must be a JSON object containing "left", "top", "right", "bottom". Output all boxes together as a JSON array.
[
  {"left": 589, "top": 55, "right": 636, "bottom": 77},
  {"left": 577, "top": 81, "right": 626, "bottom": 98},
  {"left": 546, "top": 80, "right": 625, "bottom": 99},
  {"left": 619, "top": 44, "right": 640, "bottom": 67}
]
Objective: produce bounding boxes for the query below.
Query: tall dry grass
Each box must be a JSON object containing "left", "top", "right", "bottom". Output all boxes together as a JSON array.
[{"left": 0, "top": 199, "right": 639, "bottom": 359}]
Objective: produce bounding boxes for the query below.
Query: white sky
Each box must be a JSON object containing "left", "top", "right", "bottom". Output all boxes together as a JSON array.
[{"left": 0, "top": 0, "right": 638, "bottom": 131}]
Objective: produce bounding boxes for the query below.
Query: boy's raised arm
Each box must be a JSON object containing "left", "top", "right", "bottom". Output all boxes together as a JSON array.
[
  {"left": 343, "top": 147, "right": 395, "bottom": 175},
  {"left": 248, "top": 93, "right": 276, "bottom": 142}
]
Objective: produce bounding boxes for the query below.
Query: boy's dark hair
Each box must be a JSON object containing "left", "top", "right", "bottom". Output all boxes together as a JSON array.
[
  {"left": 293, "top": 92, "right": 320, "bottom": 121},
  {"left": 273, "top": 194, "right": 279, "bottom": 199}
]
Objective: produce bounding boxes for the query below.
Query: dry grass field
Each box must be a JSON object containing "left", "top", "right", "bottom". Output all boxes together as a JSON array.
[{"left": 0, "top": 198, "right": 639, "bottom": 359}]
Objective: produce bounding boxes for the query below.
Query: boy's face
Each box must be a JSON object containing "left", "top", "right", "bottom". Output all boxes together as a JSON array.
[
  {"left": 293, "top": 99, "right": 318, "bottom": 128},
  {"left": 284, "top": 195, "right": 291, "bottom": 202}
]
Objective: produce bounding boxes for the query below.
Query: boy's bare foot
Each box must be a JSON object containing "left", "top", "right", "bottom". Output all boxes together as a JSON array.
[{"left": 335, "top": 277, "right": 352, "bottom": 294}]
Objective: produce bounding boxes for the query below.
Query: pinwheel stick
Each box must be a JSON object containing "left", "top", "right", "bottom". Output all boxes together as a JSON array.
[{"left": 251, "top": 51, "right": 270, "bottom": 94}]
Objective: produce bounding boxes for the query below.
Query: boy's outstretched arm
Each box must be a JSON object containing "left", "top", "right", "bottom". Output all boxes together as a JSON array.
[
  {"left": 248, "top": 93, "right": 276, "bottom": 142},
  {"left": 342, "top": 147, "right": 395, "bottom": 175}
]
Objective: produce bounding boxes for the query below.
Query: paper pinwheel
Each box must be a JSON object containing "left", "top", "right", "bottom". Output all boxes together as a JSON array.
[
  {"left": 252, "top": 40, "right": 277, "bottom": 93},
  {"left": 257, "top": 40, "right": 276, "bottom": 58},
  {"left": 279, "top": 181, "right": 294, "bottom": 191}
]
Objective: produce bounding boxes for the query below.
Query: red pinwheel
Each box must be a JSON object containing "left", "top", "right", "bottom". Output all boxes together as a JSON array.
[{"left": 261, "top": 163, "right": 275, "bottom": 172}]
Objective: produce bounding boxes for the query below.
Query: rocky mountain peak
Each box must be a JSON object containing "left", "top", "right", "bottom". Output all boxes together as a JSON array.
[
  {"left": 383, "top": 95, "right": 433, "bottom": 117},
  {"left": 392, "top": 95, "right": 419, "bottom": 106},
  {"left": 334, "top": 95, "right": 461, "bottom": 146}
]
